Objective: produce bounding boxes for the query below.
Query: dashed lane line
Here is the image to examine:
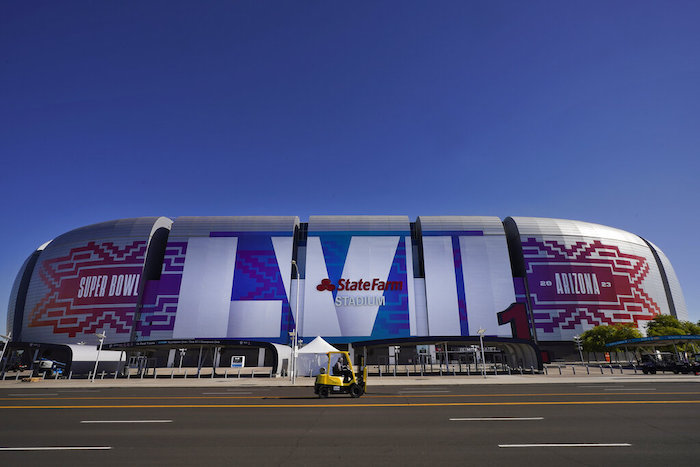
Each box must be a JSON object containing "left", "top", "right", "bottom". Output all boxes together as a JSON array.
[
  {"left": 499, "top": 443, "right": 631, "bottom": 448},
  {"left": 80, "top": 420, "right": 173, "bottom": 423},
  {"left": 0, "top": 446, "right": 112, "bottom": 451},
  {"left": 1, "top": 400, "right": 700, "bottom": 409},
  {"left": 450, "top": 417, "right": 544, "bottom": 421}
]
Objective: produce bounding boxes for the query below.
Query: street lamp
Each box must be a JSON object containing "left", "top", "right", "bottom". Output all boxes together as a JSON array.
[
  {"left": 92, "top": 330, "right": 106, "bottom": 382},
  {"left": 291, "top": 260, "right": 301, "bottom": 384},
  {"left": 0, "top": 332, "right": 11, "bottom": 375},
  {"left": 573, "top": 335, "right": 585, "bottom": 363},
  {"left": 178, "top": 348, "right": 187, "bottom": 368},
  {"left": 477, "top": 328, "right": 487, "bottom": 378}
]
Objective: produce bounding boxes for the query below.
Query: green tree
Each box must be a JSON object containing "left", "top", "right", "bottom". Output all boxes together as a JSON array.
[
  {"left": 646, "top": 315, "right": 688, "bottom": 337},
  {"left": 610, "top": 323, "right": 642, "bottom": 343},
  {"left": 680, "top": 320, "right": 700, "bottom": 335},
  {"left": 580, "top": 323, "right": 641, "bottom": 352}
]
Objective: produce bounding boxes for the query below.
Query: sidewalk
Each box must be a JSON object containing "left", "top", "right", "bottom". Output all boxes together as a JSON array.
[{"left": 2, "top": 369, "right": 699, "bottom": 389}]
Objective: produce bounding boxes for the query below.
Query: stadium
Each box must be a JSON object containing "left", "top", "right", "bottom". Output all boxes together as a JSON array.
[{"left": 4, "top": 215, "right": 688, "bottom": 376}]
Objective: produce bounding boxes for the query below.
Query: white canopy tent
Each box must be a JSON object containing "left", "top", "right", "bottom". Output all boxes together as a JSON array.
[{"left": 296, "top": 336, "right": 338, "bottom": 377}]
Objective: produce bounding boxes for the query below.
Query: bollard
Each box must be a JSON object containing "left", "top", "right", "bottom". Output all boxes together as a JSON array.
[
  {"left": 633, "top": 364, "right": 637, "bottom": 375},
  {"left": 55, "top": 372, "right": 59, "bottom": 380},
  {"left": 393, "top": 365, "right": 396, "bottom": 377},
  {"left": 197, "top": 369, "right": 201, "bottom": 379},
  {"left": 586, "top": 365, "right": 589, "bottom": 375},
  {"left": 42, "top": 372, "right": 46, "bottom": 380},
  {"left": 171, "top": 369, "right": 175, "bottom": 379},
  {"left": 225, "top": 369, "right": 229, "bottom": 379},
  {"left": 558, "top": 366, "right": 561, "bottom": 375},
  {"left": 619, "top": 364, "right": 623, "bottom": 375},
  {"left": 439, "top": 366, "right": 443, "bottom": 377},
  {"left": 453, "top": 365, "right": 456, "bottom": 376},
  {"left": 184, "top": 369, "right": 188, "bottom": 379},
  {"left": 153, "top": 368, "right": 157, "bottom": 379},
  {"left": 16, "top": 372, "right": 20, "bottom": 381},
  {"left": 407, "top": 368, "right": 410, "bottom": 377},
  {"left": 69, "top": 370, "right": 73, "bottom": 380},
  {"left": 140, "top": 370, "right": 145, "bottom": 379},
  {"left": 572, "top": 365, "right": 576, "bottom": 375},
  {"left": 467, "top": 364, "right": 470, "bottom": 376},
  {"left": 530, "top": 366, "right": 534, "bottom": 374},
  {"left": 600, "top": 365, "right": 603, "bottom": 374},
  {"left": 114, "top": 369, "right": 118, "bottom": 379},
  {"left": 251, "top": 370, "right": 255, "bottom": 378},
  {"left": 379, "top": 367, "right": 382, "bottom": 378},
  {"left": 609, "top": 365, "right": 613, "bottom": 375},
  {"left": 520, "top": 367, "right": 524, "bottom": 375},
  {"left": 211, "top": 369, "right": 215, "bottom": 379},
  {"left": 1, "top": 373, "right": 5, "bottom": 381},
  {"left": 127, "top": 370, "right": 131, "bottom": 379},
  {"left": 543, "top": 366, "right": 547, "bottom": 375},
  {"left": 88, "top": 371, "right": 92, "bottom": 381},
  {"left": 420, "top": 365, "right": 424, "bottom": 377},
  {"left": 238, "top": 368, "right": 241, "bottom": 378},
  {"left": 101, "top": 370, "right": 105, "bottom": 380}
]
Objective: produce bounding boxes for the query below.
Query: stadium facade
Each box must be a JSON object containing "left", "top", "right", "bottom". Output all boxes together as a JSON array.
[{"left": 5, "top": 216, "right": 688, "bottom": 372}]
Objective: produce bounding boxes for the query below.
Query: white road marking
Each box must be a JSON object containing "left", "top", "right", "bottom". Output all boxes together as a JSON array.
[
  {"left": 604, "top": 388, "right": 656, "bottom": 391},
  {"left": 202, "top": 392, "right": 252, "bottom": 395},
  {"left": 8, "top": 393, "right": 59, "bottom": 397},
  {"left": 0, "top": 446, "right": 112, "bottom": 451},
  {"left": 451, "top": 417, "right": 543, "bottom": 421},
  {"left": 58, "top": 390, "right": 100, "bottom": 393},
  {"left": 499, "top": 443, "right": 631, "bottom": 448},
  {"left": 399, "top": 390, "right": 450, "bottom": 394},
  {"left": 80, "top": 420, "right": 173, "bottom": 424}
]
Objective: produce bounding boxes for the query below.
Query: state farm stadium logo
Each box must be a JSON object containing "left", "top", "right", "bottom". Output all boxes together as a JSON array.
[
  {"left": 316, "top": 278, "right": 402, "bottom": 292},
  {"left": 316, "top": 278, "right": 401, "bottom": 307}
]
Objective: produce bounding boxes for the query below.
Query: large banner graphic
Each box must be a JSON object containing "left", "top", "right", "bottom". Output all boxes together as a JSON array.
[{"left": 522, "top": 237, "right": 662, "bottom": 340}]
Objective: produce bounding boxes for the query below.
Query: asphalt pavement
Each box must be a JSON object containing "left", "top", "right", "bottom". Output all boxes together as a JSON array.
[{"left": 1, "top": 376, "right": 699, "bottom": 466}]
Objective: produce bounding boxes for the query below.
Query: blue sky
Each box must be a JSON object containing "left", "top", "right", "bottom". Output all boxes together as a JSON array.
[{"left": 1, "top": 1, "right": 698, "bottom": 335}]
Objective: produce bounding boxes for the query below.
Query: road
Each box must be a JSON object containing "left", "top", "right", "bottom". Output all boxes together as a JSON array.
[{"left": 1, "top": 382, "right": 699, "bottom": 466}]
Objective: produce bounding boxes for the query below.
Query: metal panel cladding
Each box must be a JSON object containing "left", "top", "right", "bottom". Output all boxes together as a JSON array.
[
  {"left": 21, "top": 218, "right": 172, "bottom": 345},
  {"left": 137, "top": 216, "right": 299, "bottom": 343},
  {"left": 303, "top": 216, "right": 413, "bottom": 341},
  {"left": 647, "top": 241, "right": 688, "bottom": 322},
  {"left": 511, "top": 217, "right": 670, "bottom": 341},
  {"left": 6, "top": 245, "right": 46, "bottom": 340},
  {"left": 418, "top": 216, "right": 516, "bottom": 337}
]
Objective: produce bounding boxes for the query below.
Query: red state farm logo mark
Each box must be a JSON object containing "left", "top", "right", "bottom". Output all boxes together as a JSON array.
[
  {"left": 316, "top": 279, "right": 336, "bottom": 291},
  {"left": 316, "top": 278, "right": 403, "bottom": 291}
]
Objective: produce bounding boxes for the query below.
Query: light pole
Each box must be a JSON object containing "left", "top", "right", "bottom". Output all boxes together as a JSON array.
[
  {"left": 477, "top": 328, "right": 487, "bottom": 378},
  {"left": 178, "top": 348, "right": 187, "bottom": 368},
  {"left": 291, "top": 260, "right": 301, "bottom": 384},
  {"left": 92, "top": 330, "right": 106, "bottom": 382},
  {"left": 573, "top": 335, "right": 585, "bottom": 363},
  {"left": 0, "top": 332, "right": 11, "bottom": 375}
]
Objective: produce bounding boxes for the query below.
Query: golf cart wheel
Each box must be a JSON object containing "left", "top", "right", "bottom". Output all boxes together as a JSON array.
[
  {"left": 349, "top": 384, "right": 362, "bottom": 398},
  {"left": 319, "top": 386, "right": 329, "bottom": 398}
]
